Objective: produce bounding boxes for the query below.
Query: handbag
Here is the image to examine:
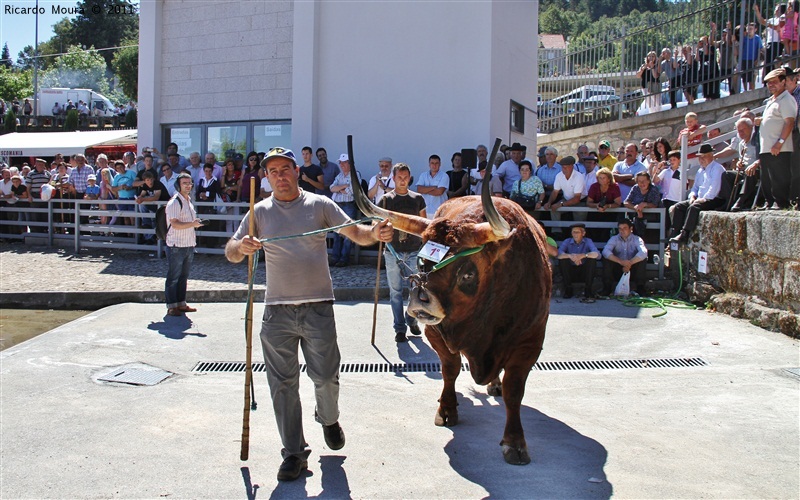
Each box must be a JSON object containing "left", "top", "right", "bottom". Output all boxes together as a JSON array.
[
  {"left": 510, "top": 181, "right": 538, "bottom": 209},
  {"left": 215, "top": 194, "right": 228, "bottom": 214},
  {"left": 631, "top": 215, "right": 647, "bottom": 236}
]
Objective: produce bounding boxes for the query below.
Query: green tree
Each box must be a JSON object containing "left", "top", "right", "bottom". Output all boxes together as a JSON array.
[
  {"left": 61, "top": 0, "right": 139, "bottom": 69},
  {"left": 40, "top": 45, "right": 109, "bottom": 93},
  {"left": 0, "top": 66, "right": 33, "bottom": 102},
  {"left": 16, "top": 45, "right": 36, "bottom": 71},
  {"left": 540, "top": 4, "right": 572, "bottom": 35},
  {"left": 1, "top": 43, "right": 11, "bottom": 69},
  {"left": 112, "top": 40, "right": 138, "bottom": 100}
]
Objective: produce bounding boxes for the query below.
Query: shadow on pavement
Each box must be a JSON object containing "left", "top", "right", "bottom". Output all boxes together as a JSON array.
[
  {"left": 443, "top": 389, "right": 612, "bottom": 499},
  {"left": 266, "top": 455, "right": 351, "bottom": 500},
  {"left": 147, "top": 314, "right": 208, "bottom": 339}
]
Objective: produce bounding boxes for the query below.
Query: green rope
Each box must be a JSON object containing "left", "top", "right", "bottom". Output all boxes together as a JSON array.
[
  {"left": 244, "top": 216, "right": 383, "bottom": 320},
  {"left": 617, "top": 248, "right": 696, "bottom": 317}
]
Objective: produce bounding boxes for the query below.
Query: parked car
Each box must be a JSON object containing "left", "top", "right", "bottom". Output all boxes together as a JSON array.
[{"left": 548, "top": 85, "right": 621, "bottom": 116}]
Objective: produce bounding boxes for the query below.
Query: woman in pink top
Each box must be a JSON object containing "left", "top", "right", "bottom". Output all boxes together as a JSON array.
[{"left": 783, "top": 1, "right": 799, "bottom": 60}]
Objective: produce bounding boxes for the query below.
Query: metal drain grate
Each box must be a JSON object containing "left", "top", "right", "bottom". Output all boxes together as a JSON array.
[
  {"left": 192, "top": 357, "right": 707, "bottom": 374},
  {"left": 97, "top": 365, "right": 173, "bottom": 386}
]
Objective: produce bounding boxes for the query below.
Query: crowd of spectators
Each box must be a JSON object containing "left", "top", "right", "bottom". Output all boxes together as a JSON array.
[{"left": 1, "top": 62, "right": 796, "bottom": 297}]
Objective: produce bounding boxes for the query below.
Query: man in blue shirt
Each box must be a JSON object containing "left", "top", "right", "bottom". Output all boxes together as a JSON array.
[
  {"left": 601, "top": 218, "right": 649, "bottom": 296},
  {"left": 557, "top": 223, "right": 600, "bottom": 300},
  {"left": 669, "top": 144, "right": 726, "bottom": 246}
]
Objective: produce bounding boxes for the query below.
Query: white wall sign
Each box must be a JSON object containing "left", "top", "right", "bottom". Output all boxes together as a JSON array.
[
  {"left": 698, "top": 251, "right": 708, "bottom": 274},
  {"left": 171, "top": 128, "right": 191, "bottom": 140},
  {"left": 262, "top": 125, "right": 282, "bottom": 137}
]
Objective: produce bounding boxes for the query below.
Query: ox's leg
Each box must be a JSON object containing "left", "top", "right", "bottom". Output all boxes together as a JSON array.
[
  {"left": 425, "top": 329, "right": 460, "bottom": 427},
  {"left": 499, "top": 362, "right": 534, "bottom": 465},
  {"left": 486, "top": 375, "right": 502, "bottom": 397}
]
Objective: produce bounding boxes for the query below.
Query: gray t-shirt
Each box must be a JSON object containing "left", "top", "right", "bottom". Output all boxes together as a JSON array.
[{"left": 233, "top": 190, "right": 350, "bottom": 305}]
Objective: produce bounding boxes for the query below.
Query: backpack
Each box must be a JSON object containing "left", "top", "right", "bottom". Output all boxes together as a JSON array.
[{"left": 156, "top": 196, "right": 183, "bottom": 241}]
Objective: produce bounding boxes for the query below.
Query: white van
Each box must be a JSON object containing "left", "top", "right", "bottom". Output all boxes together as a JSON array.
[{"left": 34, "top": 88, "right": 117, "bottom": 118}]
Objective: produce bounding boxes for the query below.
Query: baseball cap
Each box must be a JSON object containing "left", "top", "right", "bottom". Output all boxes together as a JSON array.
[
  {"left": 599, "top": 140, "right": 611, "bottom": 149},
  {"left": 338, "top": 154, "right": 349, "bottom": 162},
  {"left": 260, "top": 147, "right": 297, "bottom": 168},
  {"left": 87, "top": 174, "right": 97, "bottom": 181}
]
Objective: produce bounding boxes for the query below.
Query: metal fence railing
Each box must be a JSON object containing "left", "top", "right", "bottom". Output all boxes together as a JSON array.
[
  {"left": 0, "top": 198, "right": 378, "bottom": 262},
  {"left": 538, "top": 0, "right": 798, "bottom": 134}
]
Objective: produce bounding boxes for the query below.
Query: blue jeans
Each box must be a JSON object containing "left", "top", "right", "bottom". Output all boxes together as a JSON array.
[
  {"left": 331, "top": 202, "right": 356, "bottom": 264},
  {"left": 165, "top": 246, "right": 194, "bottom": 308},
  {"left": 384, "top": 247, "right": 419, "bottom": 333}
]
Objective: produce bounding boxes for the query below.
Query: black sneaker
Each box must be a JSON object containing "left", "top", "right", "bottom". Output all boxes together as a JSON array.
[
  {"left": 408, "top": 322, "right": 422, "bottom": 336},
  {"left": 323, "top": 422, "right": 345, "bottom": 450},
  {"left": 395, "top": 332, "right": 408, "bottom": 343},
  {"left": 277, "top": 455, "right": 308, "bottom": 481}
]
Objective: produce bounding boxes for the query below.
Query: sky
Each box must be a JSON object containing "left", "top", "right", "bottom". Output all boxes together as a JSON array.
[{"left": 0, "top": 0, "right": 82, "bottom": 63}]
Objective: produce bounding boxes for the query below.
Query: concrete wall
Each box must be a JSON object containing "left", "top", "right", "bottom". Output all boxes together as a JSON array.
[
  {"left": 685, "top": 212, "right": 800, "bottom": 337},
  {"left": 538, "top": 89, "right": 770, "bottom": 154}
]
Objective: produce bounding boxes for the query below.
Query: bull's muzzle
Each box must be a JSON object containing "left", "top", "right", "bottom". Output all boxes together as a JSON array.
[{"left": 407, "top": 275, "right": 445, "bottom": 325}]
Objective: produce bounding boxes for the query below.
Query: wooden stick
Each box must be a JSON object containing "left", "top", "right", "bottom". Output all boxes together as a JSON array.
[
  {"left": 371, "top": 241, "right": 384, "bottom": 345},
  {"left": 240, "top": 176, "right": 256, "bottom": 461}
]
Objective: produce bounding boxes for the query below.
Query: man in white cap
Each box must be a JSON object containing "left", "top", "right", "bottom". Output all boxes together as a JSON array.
[
  {"left": 328, "top": 153, "right": 362, "bottom": 266},
  {"left": 759, "top": 67, "right": 797, "bottom": 209},
  {"left": 225, "top": 147, "right": 393, "bottom": 482}
]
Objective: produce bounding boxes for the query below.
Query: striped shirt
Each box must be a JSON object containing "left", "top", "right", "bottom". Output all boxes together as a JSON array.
[
  {"left": 166, "top": 194, "right": 196, "bottom": 248},
  {"left": 25, "top": 169, "right": 51, "bottom": 198},
  {"left": 70, "top": 164, "right": 95, "bottom": 193}
]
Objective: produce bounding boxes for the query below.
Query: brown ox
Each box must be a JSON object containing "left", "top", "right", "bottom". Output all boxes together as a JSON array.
[{"left": 350, "top": 139, "right": 551, "bottom": 465}]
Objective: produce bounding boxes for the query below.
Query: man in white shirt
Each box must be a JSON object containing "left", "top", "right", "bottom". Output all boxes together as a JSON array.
[
  {"left": 758, "top": 68, "right": 797, "bottom": 210},
  {"left": 543, "top": 156, "right": 586, "bottom": 228},
  {"left": 160, "top": 162, "right": 178, "bottom": 197},
  {"left": 367, "top": 157, "right": 395, "bottom": 205},
  {"left": 329, "top": 154, "right": 361, "bottom": 266},
  {"left": 165, "top": 173, "right": 204, "bottom": 316},
  {"left": 415, "top": 154, "right": 449, "bottom": 218},
  {"left": 669, "top": 144, "right": 726, "bottom": 245}
]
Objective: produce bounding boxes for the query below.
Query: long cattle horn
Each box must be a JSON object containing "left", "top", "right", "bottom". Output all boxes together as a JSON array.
[
  {"left": 481, "top": 138, "right": 512, "bottom": 238},
  {"left": 347, "top": 135, "right": 430, "bottom": 236}
]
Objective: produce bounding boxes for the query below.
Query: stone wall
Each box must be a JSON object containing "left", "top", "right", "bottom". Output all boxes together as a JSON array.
[
  {"left": 684, "top": 211, "right": 800, "bottom": 337},
  {"left": 539, "top": 88, "right": 769, "bottom": 153}
]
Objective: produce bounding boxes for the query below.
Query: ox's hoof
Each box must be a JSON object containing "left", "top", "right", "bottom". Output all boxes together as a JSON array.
[
  {"left": 501, "top": 444, "right": 531, "bottom": 465},
  {"left": 434, "top": 407, "right": 459, "bottom": 427},
  {"left": 486, "top": 382, "right": 502, "bottom": 397}
]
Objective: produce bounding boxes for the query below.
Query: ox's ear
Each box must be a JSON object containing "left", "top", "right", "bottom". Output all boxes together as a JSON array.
[{"left": 464, "top": 222, "right": 515, "bottom": 247}]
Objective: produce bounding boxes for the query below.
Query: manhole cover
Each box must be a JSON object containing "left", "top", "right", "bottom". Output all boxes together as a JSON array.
[{"left": 95, "top": 363, "right": 173, "bottom": 386}]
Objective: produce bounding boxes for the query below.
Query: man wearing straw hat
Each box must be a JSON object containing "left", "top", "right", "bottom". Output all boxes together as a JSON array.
[{"left": 225, "top": 146, "right": 394, "bottom": 482}]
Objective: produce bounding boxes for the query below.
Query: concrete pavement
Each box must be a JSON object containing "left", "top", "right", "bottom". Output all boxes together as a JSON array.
[{"left": 1, "top": 299, "right": 798, "bottom": 498}]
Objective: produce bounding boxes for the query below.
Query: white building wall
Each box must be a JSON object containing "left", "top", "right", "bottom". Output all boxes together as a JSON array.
[
  {"left": 304, "top": 1, "right": 532, "bottom": 177},
  {"left": 140, "top": 0, "right": 538, "bottom": 179}
]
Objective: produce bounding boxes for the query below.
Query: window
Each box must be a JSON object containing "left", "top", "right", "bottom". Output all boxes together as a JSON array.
[
  {"left": 254, "top": 124, "right": 292, "bottom": 153},
  {"left": 166, "top": 126, "right": 202, "bottom": 157},
  {"left": 208, "top": 125, "right": 247, "bottom": 159},
  {"left": 510, "top": 100, "right": 524, "bottom": 134}
]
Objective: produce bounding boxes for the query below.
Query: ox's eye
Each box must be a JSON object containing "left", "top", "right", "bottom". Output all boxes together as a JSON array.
[{"left": 456, "top": 261, "right": 478, "bottom": 296}]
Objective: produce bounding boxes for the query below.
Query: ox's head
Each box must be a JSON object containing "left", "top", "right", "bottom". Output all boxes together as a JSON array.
[{"left": 351, "top": 140, "right": 517, "bottom": 349}]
